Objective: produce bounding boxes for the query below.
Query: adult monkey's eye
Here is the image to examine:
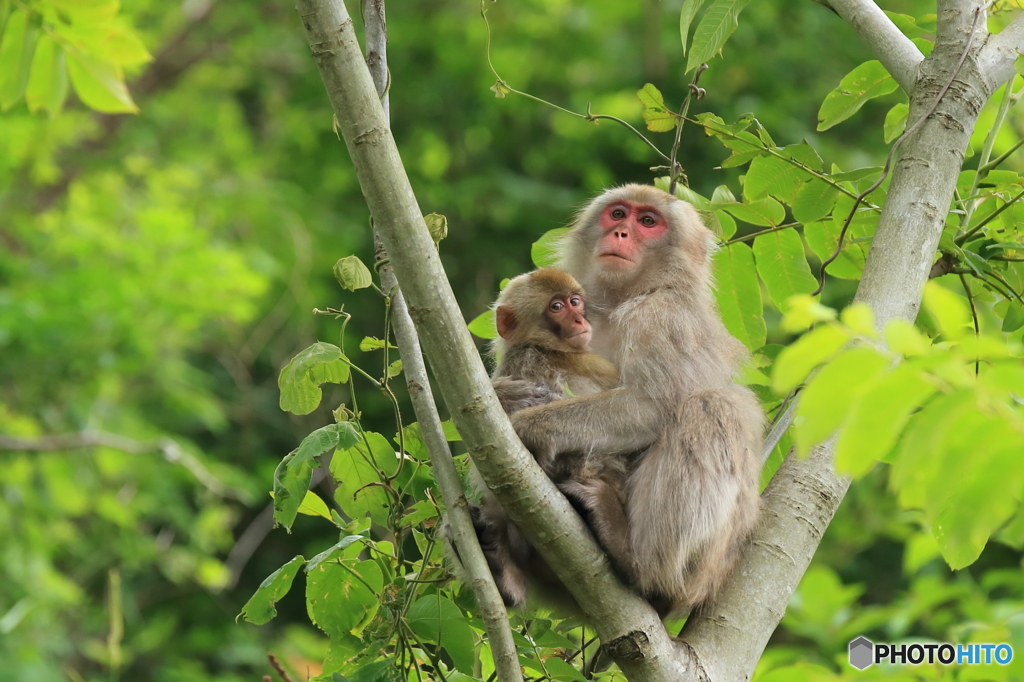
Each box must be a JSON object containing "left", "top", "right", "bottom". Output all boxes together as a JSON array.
[
  {"left": 611, "top": 208, "right": 626, "bottom": 220},
  {"left": 640, "top": 215, "right": 656, "bottom": 226}
]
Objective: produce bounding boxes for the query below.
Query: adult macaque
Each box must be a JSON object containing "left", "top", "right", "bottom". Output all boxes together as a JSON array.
[
  {"left": 509, "top": 185, "right": 763, "bottom": 612},
  {"left": 468, "top": 268, "right": 636, "bottom": 607}
]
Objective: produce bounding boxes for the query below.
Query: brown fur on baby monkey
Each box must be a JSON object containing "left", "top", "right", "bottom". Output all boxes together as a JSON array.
[{"left": 472, "top": 268, "right": 638, "bottom": 608}]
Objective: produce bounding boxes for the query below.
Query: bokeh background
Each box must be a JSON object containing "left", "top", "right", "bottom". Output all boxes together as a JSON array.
[{"left": 3, "top": 0, "right": 1023, "bottom": 680}]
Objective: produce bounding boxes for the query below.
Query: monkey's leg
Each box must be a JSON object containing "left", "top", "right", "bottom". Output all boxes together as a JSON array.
[
  {"left": 625, "top": 387, "right": 761, "bottom": 610},
  {"left": 469, "top": 498, "right": 530, "bottom": 607},
  {"left": 558, "top": 477, "right": 639, "bottom": 585}
]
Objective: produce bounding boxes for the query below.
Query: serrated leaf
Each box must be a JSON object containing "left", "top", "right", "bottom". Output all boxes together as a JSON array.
[
  {"left": 468, "top": 309, "right": 497, "bottom": 339},
  {"left": 680, "top": 0, "right": 710, "bottom": 55},
  {"left": 712, "top": 243, "right": 765, "bottom": 351},
  {"left": 307, "top": 552, "right": 382, "bottom": 637},
  {"left": 334, "top": 255, "right": 373, "bottom": 291},
  {"left": 643, "top": 106, "right": 678, "bottom": 132},
  {"left": 0, "top": 9, "right": 36, "bottom": 110},
  {"left": 279, "top": 342, "right": 351, "bottom": 415},
  {"left": 238, "top": 556, "right": 306, "bottom": 625},
  {"left": 531, "top": 227, "right": 569, "bottom": 267},
  {"left": 753, "top": 230, "right": 818, "bottom": 311},
  {"left": 636, "top": 83, "right": 666, "bottom": 109},
  {"left": 834, "top": 364, "right": 936, "bottom": 478},
  {"left": 65, "top": 45, "right": 137, "bottom": 113},
  {"left": 686, "top": 0, "right": 753, "bottom": 74},
  {"left": 772, "top": 325, "right": 852, "bottom": 393},
  {"left": 794, "top": 346, "right": 890, "bottom": 455},
  {"left": 332, "top": 432, "right": 397, "bottom": 526},
  {"left": 723, "top": 197, "right": 785, "bottom": 226},
  {"left": 274, "top": 422, "right": 361, "bottom": 529},
  {"left": 884, "top": 102, "right": 909, "bottom": 143},
  {"left": 424, "top": 213, "right": 448, "bottom": 243},
  {"left": 817, "top": 60, "right": 898, "bottom": 131}
]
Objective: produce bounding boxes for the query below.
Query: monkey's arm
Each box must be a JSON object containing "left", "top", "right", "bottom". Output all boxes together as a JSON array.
[{"left": 510, "top": 388, "right": 664, "bottom": 470}]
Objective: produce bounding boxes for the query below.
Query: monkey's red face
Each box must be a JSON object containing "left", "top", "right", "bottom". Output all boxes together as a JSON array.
[
  {"left": 547, "top": 293, "right": 591, "bottom": 349},
  {"left": 596, "top": 201, "right": 669, "bottom": 270}
]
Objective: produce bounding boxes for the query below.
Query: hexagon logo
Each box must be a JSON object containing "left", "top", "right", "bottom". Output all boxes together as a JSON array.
[{"left": 849, "top": 637, "right": 874, "bottom": 670}]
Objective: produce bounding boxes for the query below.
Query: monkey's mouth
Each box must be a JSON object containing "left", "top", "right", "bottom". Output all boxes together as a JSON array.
[{"left": 597, "top": 252, "right": 634, "bottom": 264}]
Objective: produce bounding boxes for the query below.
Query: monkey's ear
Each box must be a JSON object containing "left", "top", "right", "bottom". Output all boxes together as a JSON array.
[{"left": 495, "top": 305, "right": 517, "bottom": 340}]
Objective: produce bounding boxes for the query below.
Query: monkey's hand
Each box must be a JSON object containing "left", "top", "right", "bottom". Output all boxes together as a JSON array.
[
  {"left": 492, "top": 376, "right": 559, "bottom": 415},
  {"left": 509, "top": 406, "right": 560, "bottom": 473}
]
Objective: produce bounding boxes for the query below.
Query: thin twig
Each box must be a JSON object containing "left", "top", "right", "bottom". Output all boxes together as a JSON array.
[
  {"left": 958, "top": 273, "right": 981, "bottom": 376},
  {"left": 267, "top": 654, "right": 296, "bottom": 682}
]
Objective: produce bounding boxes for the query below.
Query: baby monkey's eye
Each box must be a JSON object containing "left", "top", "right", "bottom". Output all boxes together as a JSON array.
[
  {"left": 570, "top": 297, "right": 582, "bottom": 307},
  {"left": 549, "top": 301, "right": 564, "bottom": 311}
]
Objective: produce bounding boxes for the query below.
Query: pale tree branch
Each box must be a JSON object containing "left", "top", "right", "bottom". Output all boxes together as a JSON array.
[
  {"left": 294, "top": 1, "right": 687, "bottom": 679},
  {"left": 978, "top": 11, "right": 1024, "bottom": 92},
  {"left": 359, "top": 3, "right": 522, "bottom": 678},
  {"left": 827, "top": 0, "right": 924, "bottom": 93},
  {"left": 681, "top": 1, "right": 998, "bottom": 674}
]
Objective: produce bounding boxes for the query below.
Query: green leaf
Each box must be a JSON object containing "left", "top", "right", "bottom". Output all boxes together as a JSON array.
[
  {"left": 531, "top": 227, "right": 569, "bottom": 267},
  {"left": 713, "top": 209, "right": 737, "bottom": 240},
  {"left": 25, "top": 33, "right": 66, "bottom": 115},
  {"left": 803, "top": 208, "right": 875, "bottom": 280},
  {"left": 407, "top": 595, "right": 477, "bottom": 674},
  {"left": 358, "top": 336, "right": 397, "bottom": 352},
  {"left": 712, "top": 243, "right": 766, "bottom": 350},
  {"left": 278, "top": 342, "right": 351, "bottom": 415},
  {"left": 752, "top": 230, "right": 818, "bottom": 311},
  {"left": 723, "top": 197, "right": 785, "bottom": 226},
  {"left": 790, "top": 179, "right": 839, "bottom": 224},
  {"left": 274, "top": 422, "right": 361, "bottom": 529},
  {"left": 1002, "top": 300, "right": 1024, "bottom": 332},
  {"left": 332, "top": 432, "right": 397, "bottom": 526},
  {"left": 307, "top": 549, "right": 382, "bottom": 637},
  {"left": 817, "top": 60, "right": 898, "bottom": 131},
  {"left": 334, "top": 255, "right": 373, "bottom": 291},
  {"left": 295, "top": 490, "right": 334, "bottom": 522},
  {"left": 922, "top": 281, "right": 971, "bottom": 341},
  {"left": 931, "top": 424, "right": 1023, "bottom": 569},
  {"left": 386, "top": 359, "right": 402, "bottom": 378},
  {"left": 743, "top": 155, "right": 804, "bottom": 203},
  {"left": 0, "top": 9, "right": 37, "bottom": 110},
  {"left": 686, "top": 0, "right": 753, "bottom": 74},
  {"left": 424, "top": 213, "right": 448, "bottom": 243},
  {"left": 468, "top": 309, "right": 497, "bottom": 339},
  {"left": 636, "top": 83, "right": 666, "bottom": 109},
  {"left": 442, "top": 420, "right": 462, "bottom": 441},
  {"left": 238, "top": 556, "right": 306, "bottom": 625},
  {"left": 834, "top": 364, "right": 937, "bottom": 478},
  {"left": 884, "top": 102, "right": 909, "bottom": 143},
  {"left": 680, "top": 0, "right": 710, "bottom": 55},
  {"left": 65, "top": 46, "right": 138, "bottom": 114},
  {"left": 794, "top": 346, "right": 890, "bottom": 455},
  {"left": 642, "top": 106, "right": 678, "bottom": 133},
  {"left": 772, "top": 325, "right": 852, "bottom": 393}
]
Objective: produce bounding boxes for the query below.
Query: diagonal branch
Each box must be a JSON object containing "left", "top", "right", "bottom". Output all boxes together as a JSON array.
[
  {"left": 827, "top": 0, "right": 924, "bottom": 93},
  {"left": 294, "top": 1, "right": 685, "bottom": 679},
  {"left": 978, "top": 10, "right": 1024, "bottom": 92}
]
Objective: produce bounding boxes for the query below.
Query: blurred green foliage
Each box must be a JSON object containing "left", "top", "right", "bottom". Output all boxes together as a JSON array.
[{"left": 3, "top": 0, "right": 1024, "bottom": 680}]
